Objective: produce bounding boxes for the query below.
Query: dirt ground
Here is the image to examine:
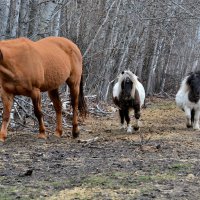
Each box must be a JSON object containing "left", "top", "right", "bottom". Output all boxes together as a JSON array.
[{"left": 0, "top": 97, "right": 200, "bottom": 200}]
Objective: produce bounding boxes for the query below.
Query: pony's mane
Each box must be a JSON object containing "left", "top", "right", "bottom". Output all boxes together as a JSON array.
[
  {"left": 117, "top": 70, "right": 139, "bottom": 97},
  {"left": 180, "top": 76, "right": 190, "bottom": 92},
  {"left": 180, "top": 71, "right": 200, "bottom": 93},
  {"left": 117, "top": 70, "right": 138, "bottom": 84}
]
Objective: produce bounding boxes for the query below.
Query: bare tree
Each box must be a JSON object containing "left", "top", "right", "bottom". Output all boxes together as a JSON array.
[
  {"left": 9, "top": 0, "right": 21, "bottom": 38},
  {"left": 0, "top": 0, "right": 11, "bottom": 39}
]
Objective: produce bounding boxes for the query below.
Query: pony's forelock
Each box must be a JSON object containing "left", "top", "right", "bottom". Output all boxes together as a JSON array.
[
  {"left": 117, "top": 70, "right": 139, "bottom": 98},
  {"left": 117, "top": 70, "right": 138, "bottom": 84}
]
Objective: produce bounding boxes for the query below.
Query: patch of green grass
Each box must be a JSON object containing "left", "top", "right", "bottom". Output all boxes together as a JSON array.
[
  {"left": 48, "top": 170, "right": 181, "bottom": 199},
  {"left": 83, "top": 174, "right": 117, "bottom": 189},
  {"left": 0, "top": 186, "right": 26, "bottom": 200},
  {"left": 81, "top": 170, "right": 177, "bottom": 190},
  {"left": 51, "top": 179, "right": 72, "bottom": 189},
  {"left": 169, "top": 163, "right": 192, "bottom": 172},
  {"left": 137, "top": 173, "right": 176, "bottom": 183},
  {"left": 150, "top": 102, "right": 176, "bottom": 110},
  {"left": 0, "top": 179, "right": 72, "bottom": 200}
]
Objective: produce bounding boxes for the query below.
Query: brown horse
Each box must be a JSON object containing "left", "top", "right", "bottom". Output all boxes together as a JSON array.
[{"left": 0, "top": 36, "right": 87, "bottom": 142}]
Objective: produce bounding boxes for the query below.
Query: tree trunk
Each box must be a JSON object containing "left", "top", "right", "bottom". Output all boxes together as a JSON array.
[
  {"left": 146, "top": 36, "right": 164, "bottom": 95},
  {"left": 0, "top": 0, "right": 11, "bottom": 39},
  {"left": 10, "top": 0, "right": 21, "bottom": 38},
  {"left": 18, "top": 0, "right": 30, "bottom": 37},
  {"left": 160, "top": 30, "right": 176, "bottom": 92},
  {"left": 52, "top": 9, "right": 61, "bottom": 36}
]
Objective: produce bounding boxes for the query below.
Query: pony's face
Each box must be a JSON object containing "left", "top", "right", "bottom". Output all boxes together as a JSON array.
[
  {"left": 121, "top": 77, "right": 133, "bottom": 100},
  {"left": 187, "top": 72, "right": 200, "bottom": 103}
]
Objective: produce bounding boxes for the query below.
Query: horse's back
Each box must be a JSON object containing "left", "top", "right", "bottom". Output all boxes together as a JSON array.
[
  {"left": 36, "top": 37, "right": 82, "bottom": 61},
  {"left": 35, "top": 37, "right": 82, "bottom": 72},
  {"left": 34, "top": 37, "right": 82, "bottom": 90}
]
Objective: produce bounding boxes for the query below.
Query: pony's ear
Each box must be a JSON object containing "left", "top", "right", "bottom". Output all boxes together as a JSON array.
[
  {"left": 0, "top": 50, "right": 3, "bottom": 61},
  {"left": 187, "top": 72, "right": 193, "bottom": 76},
  {"left": 187, "top": 74, "right": 194, "bottom": 86}
]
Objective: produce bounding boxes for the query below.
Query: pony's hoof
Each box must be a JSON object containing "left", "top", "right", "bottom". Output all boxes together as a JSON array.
[
  {"left": 186, "top": 124, "right": 192, "bottom": 128},
  {"left": 120, "top": 124, "right": 126, "bottom": 130},
  {"left": 37, "top": 133, "right": 47, "bottom": 140},
  {"left": 134, "top": 126, "right": 140, "bottom": 131},
  {"left": 127, "top": 126, "right": 133, "bottom": 133}
]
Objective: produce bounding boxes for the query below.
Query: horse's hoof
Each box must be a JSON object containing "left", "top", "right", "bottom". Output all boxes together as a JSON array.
[
  {"left": 54, "top": 133, "right": 62, "bottom": 138},
  {"left": 37, "top": 133, "right": 47, "bottom": 140},
  {"left": 72, "top": 130, "right": 80, "bottom": 138},
  {"left": 0, "top": 134, "right": 6, "bottom": 142},
  {"left": 54, "top": 131, "right": 62, "bottom": 138}
]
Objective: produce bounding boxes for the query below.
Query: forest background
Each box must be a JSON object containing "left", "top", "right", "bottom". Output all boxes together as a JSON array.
[{"left": 0, "top": 0, "right": 200, "bottom": 101}]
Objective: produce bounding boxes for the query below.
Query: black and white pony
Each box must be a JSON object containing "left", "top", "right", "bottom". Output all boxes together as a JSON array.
[
  {"left": 176, "top": 71, "right": 200, "bottom": 130},
  {"left": 113, "top": 70, "right": 145, "bottom": 133}
]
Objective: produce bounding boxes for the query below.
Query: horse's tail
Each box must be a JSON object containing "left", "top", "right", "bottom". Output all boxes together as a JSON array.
[{"left": 78, "top": 75, "right": 87, "bottom": 117}]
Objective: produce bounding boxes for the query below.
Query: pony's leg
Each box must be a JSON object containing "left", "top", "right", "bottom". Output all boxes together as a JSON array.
[
  {"left": 124, "top": 109, "right": 132, "bottom": 133},
  {"left": 193, "top": 110, "right": 200, "bottom": 130},
  {"left": 134, "top": 105, "right": 141, "bottom": 131},
  {"left": 68, "top": 82, "right": 80, "bottom": 138},
  {"left": 184, "top": 107, "right": 192, "bottom": 128},
  {"left": 119, "top": 109, "right": 126, "bottom": 129},
  {"left": 31, "top": 89, "right": 46, "bottom": 139},
  {"left": 48, "top": 89, "right": 62, "bottom": 137},
  {"left": 0, "top": 92, "right": 14, "bottom": 142}
]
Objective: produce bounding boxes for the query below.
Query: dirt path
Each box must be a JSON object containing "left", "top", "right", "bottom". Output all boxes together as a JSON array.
[{"left": 0, "top": 98, "right": 200, "bottom": 200}]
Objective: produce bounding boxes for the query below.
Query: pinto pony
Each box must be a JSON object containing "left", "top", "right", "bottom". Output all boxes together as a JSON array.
[
  {"left": 176, "top": 71, "right": 200, "bottom": 130},
  {"left": 0, "top": 37, "right": 87, "bottom": 142},
  {"left": 113, "top": 70, "right": 145, "bottom": 133}
]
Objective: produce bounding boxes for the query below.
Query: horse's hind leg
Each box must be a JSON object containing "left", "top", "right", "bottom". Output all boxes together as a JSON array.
[
  {"left": 0, "top": 92, "right": 14, "bottom": 142},
  {"left": 48, "top": 89, "right": 62, "bottom": 137},
  {"left": 31, "top": 89, "right": 46, "bottom": 139},
  {"left": 67, "top": 81, "right": 80, "bottom": 138}
]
